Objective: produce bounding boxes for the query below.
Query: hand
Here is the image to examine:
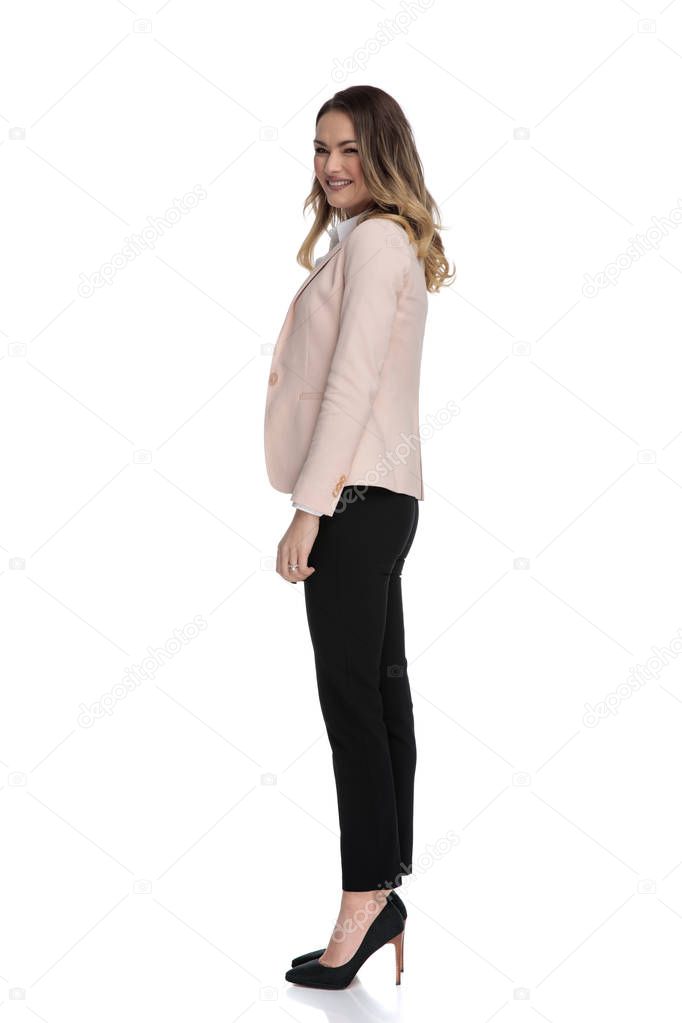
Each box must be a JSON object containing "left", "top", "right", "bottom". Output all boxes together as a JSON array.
[{"left": 277, "top": 510, "right": 320, "bottom": 584}]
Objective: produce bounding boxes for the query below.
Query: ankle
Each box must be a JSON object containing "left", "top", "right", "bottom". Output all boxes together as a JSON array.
[
  {"left": 342, "top": 889, "right": 387, "bottom": 902},
  {"left": 342, "top": 887, "right": 389, "bottom": 896},
  {"left": 338, "top": 889, "right": 388, "bottom": 919}
]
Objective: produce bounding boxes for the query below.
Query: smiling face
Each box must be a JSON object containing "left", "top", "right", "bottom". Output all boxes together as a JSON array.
[{"left": 314, "top": 110, "right": 374, "bottom": 218}]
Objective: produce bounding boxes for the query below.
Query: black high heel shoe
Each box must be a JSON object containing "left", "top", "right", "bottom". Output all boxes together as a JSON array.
[
  {"left": 291, "top": 889, "right": 407, "bottom": 971},
  {"left": 284, "top": 897, "right": 405, "bottom": 989}
]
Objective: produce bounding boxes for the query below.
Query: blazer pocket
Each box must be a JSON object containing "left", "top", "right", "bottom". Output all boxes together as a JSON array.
[{"left": 298, "top": 391, "right": 323, "bottom": 399}]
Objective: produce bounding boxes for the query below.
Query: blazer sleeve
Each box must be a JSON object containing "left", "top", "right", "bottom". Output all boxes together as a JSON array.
[{"left": 291, "top": 218, "right": 410, "bottom": 515}]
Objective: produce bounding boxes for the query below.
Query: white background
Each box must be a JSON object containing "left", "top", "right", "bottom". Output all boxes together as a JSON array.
[{"left": 1, "top": 0, "right": 682, "bottom": 1019}]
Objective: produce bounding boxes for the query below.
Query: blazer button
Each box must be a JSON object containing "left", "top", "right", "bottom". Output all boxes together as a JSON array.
[
  {"left": 268, "top": 371, "right": 278, "bottom": 385},
  {"left": 332, "top": 473, "right": 347, "bottom": 496}
]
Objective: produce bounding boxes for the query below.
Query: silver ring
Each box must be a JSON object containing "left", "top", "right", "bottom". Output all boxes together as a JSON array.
[{"left": 288, "top": 563, "right": 298, "bottom": 571}]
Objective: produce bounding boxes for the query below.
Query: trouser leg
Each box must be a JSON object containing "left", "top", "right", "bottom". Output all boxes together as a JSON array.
[
  {"left": 379, "top": 498, "right": 419, "bottom": 882},
  {"left": 303, "top": 486, "right": 419, "bottom": 891}
]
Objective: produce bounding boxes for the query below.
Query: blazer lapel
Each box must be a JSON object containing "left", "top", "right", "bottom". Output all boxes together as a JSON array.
[
  {"left": 291, "top": 239, "right": 343, "bottom": 304},
  {"left": 271, "top": 236, "right": 345, "bottom": 357}
]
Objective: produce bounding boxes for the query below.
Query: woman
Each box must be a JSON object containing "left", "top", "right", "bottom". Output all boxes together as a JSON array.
[{"left": 263, "top": 85, "right": 455, "bottom": 989}]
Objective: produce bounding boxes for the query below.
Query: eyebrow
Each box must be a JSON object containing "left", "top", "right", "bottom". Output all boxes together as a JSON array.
[{"left": 313, "top": 138, "right": 357, "bottom": 146}]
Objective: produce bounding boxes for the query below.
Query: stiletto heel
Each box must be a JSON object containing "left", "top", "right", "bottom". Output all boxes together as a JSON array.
[
  {"left": 285, "top": 898, "right": 405, "bottom": 990},
  {"left": 397, "top": 920, "right": 405, "bottom": 972},
  {"left": 389, "top": 931, "right": 403, "bottom": 984}
]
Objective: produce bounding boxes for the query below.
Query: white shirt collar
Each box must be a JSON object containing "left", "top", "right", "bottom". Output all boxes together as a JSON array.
[
  {"left": 326, "top": 210, "right": 368, "bottom": 249},
  {"left": 313, "top": 210, "right": 370, "bottom": 268}
]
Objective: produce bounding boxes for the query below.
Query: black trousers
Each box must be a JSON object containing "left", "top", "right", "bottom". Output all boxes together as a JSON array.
[{"left": 303, "top": 485, "right": 419, "bottom": 891}]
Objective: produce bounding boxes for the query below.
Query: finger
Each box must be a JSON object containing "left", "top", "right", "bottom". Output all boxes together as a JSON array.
[
  {"left": 289, "top": 543, "right": 314, "bottom": 583},
  {"left": 295, "top": 549, "right": 315, "bottom": 578},
  {"left": 277, "top": 544, "right": 293, "bottom": 582},
  {"left": 279, "top": 544, "right": 300, "bottom": 584}
]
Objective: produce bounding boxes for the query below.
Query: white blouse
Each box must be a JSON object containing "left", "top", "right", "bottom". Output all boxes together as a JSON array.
[{"left": 291, "top": 211, "right": 366, "bottom": 517}]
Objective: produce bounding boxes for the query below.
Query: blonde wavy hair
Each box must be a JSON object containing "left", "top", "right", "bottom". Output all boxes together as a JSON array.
[{"left": 297, "top": 85, "right": 456, "bottom": 294}]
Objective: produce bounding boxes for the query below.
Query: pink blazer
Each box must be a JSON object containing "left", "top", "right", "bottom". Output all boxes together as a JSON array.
[{"left": 264, "top": 215, "right": 428, "bottom": 516}]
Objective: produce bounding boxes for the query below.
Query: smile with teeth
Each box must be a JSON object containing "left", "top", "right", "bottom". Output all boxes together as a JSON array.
[{"left": 327, "top": 179, "right": 352, "bottom": 189}]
